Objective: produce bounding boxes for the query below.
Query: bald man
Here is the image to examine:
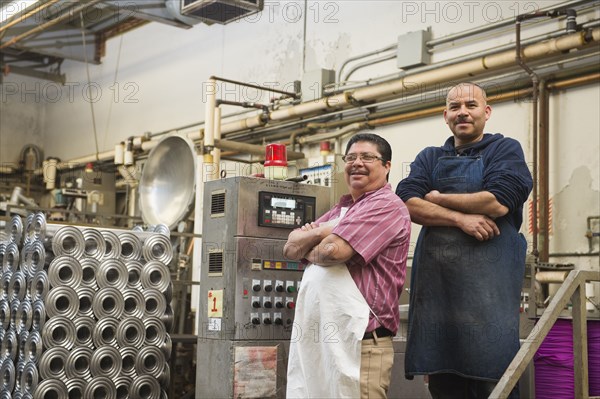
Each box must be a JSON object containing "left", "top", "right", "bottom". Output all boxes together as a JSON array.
[{"left": 396, "top": 83, "right": 533, "bottom": 398}]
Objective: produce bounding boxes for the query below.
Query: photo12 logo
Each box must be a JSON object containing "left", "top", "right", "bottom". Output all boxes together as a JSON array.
[
  {"left": 1, "top": 81, "right": 140, "bottom": 104},
  {"left": 400, "top": 1, "right": 540, "bottom": 24}
]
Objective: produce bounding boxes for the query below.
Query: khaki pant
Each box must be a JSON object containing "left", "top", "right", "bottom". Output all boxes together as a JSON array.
[{"left": 360, "top": 335, "right": 394, "bottom": 399}]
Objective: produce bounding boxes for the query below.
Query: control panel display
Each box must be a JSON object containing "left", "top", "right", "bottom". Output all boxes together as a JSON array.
[{"left": 258, "top": 191, "right": 317, "bottom": 228}]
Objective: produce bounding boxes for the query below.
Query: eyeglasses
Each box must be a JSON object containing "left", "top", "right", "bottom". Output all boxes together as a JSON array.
[{"left": 341, "top": 153, "right": 386, "bottom": 163}]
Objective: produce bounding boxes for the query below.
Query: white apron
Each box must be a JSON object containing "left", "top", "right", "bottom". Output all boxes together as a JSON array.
[{"left": 287, "top": 213, "right": 369, "bottom": 398}]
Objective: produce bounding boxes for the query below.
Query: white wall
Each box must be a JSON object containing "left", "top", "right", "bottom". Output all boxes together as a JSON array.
[
  {"left": 1, "top": 0, "right": 598, "bottom": 262},
  {"left": 0, "top": 75, "right": 45, "bottom": 166}
]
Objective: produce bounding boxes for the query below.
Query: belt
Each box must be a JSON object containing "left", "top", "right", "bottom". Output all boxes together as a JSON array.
[{"left": 363, "top": 326, "right": 394, "bottom": 340}]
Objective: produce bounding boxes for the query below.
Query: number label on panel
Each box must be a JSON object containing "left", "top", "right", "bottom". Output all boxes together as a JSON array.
[{"left": 208, "top": 289, "right": 223, "bottom": 317}]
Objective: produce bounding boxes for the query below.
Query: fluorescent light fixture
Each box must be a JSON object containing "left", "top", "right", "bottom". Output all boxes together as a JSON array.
[{"left": 0, "top": 0, "right": 40, "bottom": 24}]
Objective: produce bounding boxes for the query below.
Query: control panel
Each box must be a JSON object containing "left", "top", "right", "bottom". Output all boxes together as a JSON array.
[
  {"left": 247, "top": 275, "right": 300, "bottom": 328},
  {"left": 258, "top": 191, "right": 317, "bottom": 228},
  {"left": 197, "top": 177, "right": 330, "bottom": 398}
]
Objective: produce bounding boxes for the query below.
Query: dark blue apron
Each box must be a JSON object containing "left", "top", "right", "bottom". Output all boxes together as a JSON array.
[{"left": 405, "top": 155, "right": 526, "bottom": 381}]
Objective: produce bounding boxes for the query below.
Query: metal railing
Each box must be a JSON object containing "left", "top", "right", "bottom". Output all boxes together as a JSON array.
[{"left": 491, "top": 269, "right": 600, "bottom": 398}]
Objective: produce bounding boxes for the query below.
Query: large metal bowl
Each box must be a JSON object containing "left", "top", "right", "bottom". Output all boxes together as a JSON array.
[{"left": 139, "top": 134, "right": 197, "bottom": 230}]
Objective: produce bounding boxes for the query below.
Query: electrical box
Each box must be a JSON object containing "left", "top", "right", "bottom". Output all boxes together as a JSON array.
[
  {"left": 301, "top": 68, "right": 336, "bottom": 101},
  {"left": 396, "top": 29, "right": 432, "bottom": 69},
  {"left": 196, "top": 177, "right": 330, "bottom": 398},
  {"left": 181, "top": 0, "right": 263, "bottom": 24},
  {"left": 299, "top": 154, "right": 348, "bottom": 206}
]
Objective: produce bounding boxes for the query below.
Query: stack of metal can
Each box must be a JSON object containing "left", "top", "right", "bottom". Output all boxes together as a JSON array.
[{"left": 0, "top": 213, "right": 172, "bottom": 398}]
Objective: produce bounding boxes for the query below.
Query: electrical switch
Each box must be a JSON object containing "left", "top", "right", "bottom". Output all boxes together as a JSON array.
[
  {"left": 275, "top": 297, "right": 284, "bottom": 309},
  {"left": 263, "top": 298, "right": 273, "bottom": 308},
  {"left": 286, "top": 281, "right": 296, "bottom": 293},
  {"left": 252, "top": 296, "right": 261, "bottom": 308},
  {"left": 275, "top": 280, "right": 284, "bottom": 292},
  {"left": 264, "top": 280, "right": 273, "bottom": 292}
]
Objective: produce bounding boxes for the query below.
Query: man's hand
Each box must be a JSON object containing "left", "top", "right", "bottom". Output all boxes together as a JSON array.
[
  {"left": 456, "top": 214, "right": 499, "bottom": 241},
  {"left": 284, "top": 223, "right": 334, "bottom": 260}
]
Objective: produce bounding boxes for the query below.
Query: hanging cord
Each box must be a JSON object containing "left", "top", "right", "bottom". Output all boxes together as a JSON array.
[
  {"left": 79, "top": 10, "right": 100, "bottom": 161},
  {"left": 103, "top": 34, "right": 124, "bottom": 150}
]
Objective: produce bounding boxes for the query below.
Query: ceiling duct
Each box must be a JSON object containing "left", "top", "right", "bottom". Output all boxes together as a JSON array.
[{"left": 181, "top": 0, "right": 263, "bottom": 24}]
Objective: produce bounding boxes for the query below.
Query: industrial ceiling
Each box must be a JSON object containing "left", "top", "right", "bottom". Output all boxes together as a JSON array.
[{"left": 0, "top": 0, "right": 262, "bottom": 83}]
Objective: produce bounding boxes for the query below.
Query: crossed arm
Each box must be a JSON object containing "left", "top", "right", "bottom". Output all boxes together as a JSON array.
[
  {"left": 283, "top": 222, "right": 356, "bottom": 265},
  {"left": 407, "top": 190, "right": 508, "bottom": 241}
]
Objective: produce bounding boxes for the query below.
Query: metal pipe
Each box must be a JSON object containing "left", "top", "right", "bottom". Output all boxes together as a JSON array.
[
  {"left": 341, "top": 53, "right": 396, "bottom": 83},
  {"left": 0, "top": 0, "right": 62, "bottom": 35},
  {"left": 297, "top": 122, "right": 369, "bottom": 145},
  {"left": 549, "top": 252, "right": 599, "bottom": 257},
  {"left": 213, "top": 139, "right": 305, "bottom": 161},
  {"left": 204, "top": 77, "right": 216, "bottom": 149},
  {"left": 0, "top": 0, "right": 104, "bottom": 50},
  {"left": 547, "top": 72, "right": 600, "bottom": 90},
  {"left": 337, "top": 43, "right": 397, "bottom": 82},
  {"left": 539, "top": 81, "right": 550, "bottom": 262},
  {"left": 516, "top": 17, "right": 541, "bottom": 261},
  {"left": 210, "top": 75, "right": 298, "bottom": 99},
  {"left": 211, "top": 107, "right": 222, "bottom": 180},
  {"left": 327, "top": 23, "right": 596, "bottom": 95},
  {"left": 586, "top": 216, "right": 600, "bottom": 253},
  {"left": 427, "top": 0, "right": 590, "bottom": 47}
]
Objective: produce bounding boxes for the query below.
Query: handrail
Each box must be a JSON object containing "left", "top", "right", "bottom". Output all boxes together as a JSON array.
[{"left": 491, "top": 269, "right": 599, "bottom": 398}]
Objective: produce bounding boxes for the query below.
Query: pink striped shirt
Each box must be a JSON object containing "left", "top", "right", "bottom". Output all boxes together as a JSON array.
[{"left": 315, "top": 183, "right": 411, "bottom": 334}]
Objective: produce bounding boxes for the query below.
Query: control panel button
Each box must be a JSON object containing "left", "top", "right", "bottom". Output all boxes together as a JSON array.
[
  {"left": 252, "top": 296, "right": 261, "bottom": 308},
  {"left": 263, "top": 298, "right": 273, "bottom": 308},
  {"left": 264, "top": 280, "right": 273, "bottom": 292},
  {"left": 275, "top": 280, "right": 284, "bottom": 292},
  {"left": 252, "top": 317, "right": 261, "bottom": 325},
  {"left": 286, "top": 281, "right": 296, "bottom": 293},
  {"left": 275, "top": 297, "right": 284, "bottom": 308},
  {"left": 274, "top": 317, "right": 283, "bottom": 325},
  {"left": 286, "top": 301, "right": 295, "bottom": 310},
  {"left": 263, "top": 316, "right": 272, "bottom": 325},
  {"left": 252, "top": 279, "right": 261, "bottom": 292}
]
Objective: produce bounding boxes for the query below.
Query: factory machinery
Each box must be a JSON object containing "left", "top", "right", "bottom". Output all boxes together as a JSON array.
[{"left": 195, "top": 176, "right": 330, "bottom": 398}]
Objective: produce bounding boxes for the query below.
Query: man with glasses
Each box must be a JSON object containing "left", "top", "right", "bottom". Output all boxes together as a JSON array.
[
  {"left": 396, "top": 82, "right": 533, "bottom": 398},
  {"left": 285, "top": 133, "right": 411, "bottom": 399}
]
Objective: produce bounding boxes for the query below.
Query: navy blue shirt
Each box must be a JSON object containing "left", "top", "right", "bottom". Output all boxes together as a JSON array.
[{"left": 396, "top": 133, "right": 533, "bottom": 230}]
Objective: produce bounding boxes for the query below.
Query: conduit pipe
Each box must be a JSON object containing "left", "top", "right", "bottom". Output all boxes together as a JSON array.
[
  {"left": 516, "top": 15, "right": 541, "bottom": 261},
  {"left": 213, "top": 140, "right": 305, "bottom": 161},
  {"left": 539, "top": 81, "right": 550, "bottom": 262},
  {"left": 0, "top": 0, "right": 105, "bottom": 49},
  {"left": 427, "top": 0, "right": 589, "bottom": 47},
  {"left": 211, "top": 107, "right": 222, "bottom": 180},
  {"left": 297, "top": 122, "right": 370, "bottom": 145},
  {"left": 0, "top": 0, "right": 62, "bottom": 35},
  {"left": 221, "top": 28, "right": 598, "bottom": 132},
  {"left": 203, "top": 77, "right": 216, "bottom": 152},
  {"left": 17, "top": 31, "right": 598, "bottom": 177}
]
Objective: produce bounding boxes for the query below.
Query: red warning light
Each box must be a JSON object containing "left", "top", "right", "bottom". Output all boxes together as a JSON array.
[{"left": 264, "top": 143, "right": 288, "bottom": 167}]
